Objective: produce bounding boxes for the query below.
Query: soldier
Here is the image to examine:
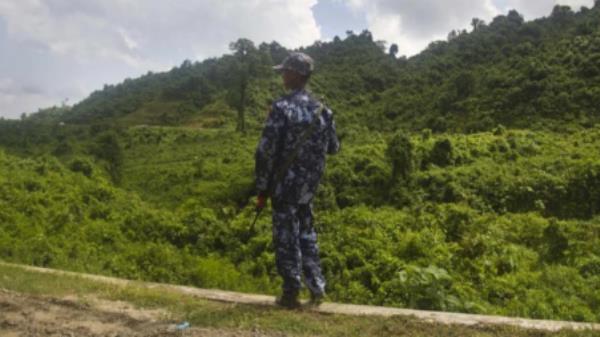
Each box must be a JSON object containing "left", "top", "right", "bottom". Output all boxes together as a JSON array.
[{"left": 255, "top": 52, "right": 340, "bottom": 308}]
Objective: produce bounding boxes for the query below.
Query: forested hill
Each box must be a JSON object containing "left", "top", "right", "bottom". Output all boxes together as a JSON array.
[
  {"left": 3, "top": 3, "right": 600, "bottom": 325},
  {"left": 28, "top": 3, "right": 600, "bottom": 133}
]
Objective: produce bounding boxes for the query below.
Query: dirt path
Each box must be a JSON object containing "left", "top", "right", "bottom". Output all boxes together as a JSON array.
[
  {"left": 0, "top": 289, "right": 280, "bottom": 337},
  {"left": 3, "top": 262, "right": 600, "bottom": 333}
]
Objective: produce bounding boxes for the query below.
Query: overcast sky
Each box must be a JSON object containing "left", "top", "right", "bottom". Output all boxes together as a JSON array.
[{"left": 0, "top": 0, "right": 594, "bottom": 119}]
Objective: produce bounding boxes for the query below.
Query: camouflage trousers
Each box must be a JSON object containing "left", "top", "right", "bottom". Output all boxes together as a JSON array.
[{"left": 272, "top": 202, "right": 326, "bottom": 296}]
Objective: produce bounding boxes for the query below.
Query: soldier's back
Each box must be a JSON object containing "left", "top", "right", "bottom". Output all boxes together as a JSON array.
[{"left": 272, "top": 89, "right": 338, "bottom": 204}]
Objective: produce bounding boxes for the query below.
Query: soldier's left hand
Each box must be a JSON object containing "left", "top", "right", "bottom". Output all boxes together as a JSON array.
[{"left": 256, "top": 194, "right": 267, "bottom": 209}]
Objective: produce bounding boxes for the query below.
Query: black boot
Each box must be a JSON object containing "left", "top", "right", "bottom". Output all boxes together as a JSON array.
[
  {"left": 308, "top": 291, "right": 324, "bottom": 306},
  {"left": 275, "top": 291, "right": 301, "bottom": 309}
]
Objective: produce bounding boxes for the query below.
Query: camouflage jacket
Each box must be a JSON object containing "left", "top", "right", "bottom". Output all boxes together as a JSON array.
[{"left": 255, "top": 89, "right": 340, "bottom": 205}]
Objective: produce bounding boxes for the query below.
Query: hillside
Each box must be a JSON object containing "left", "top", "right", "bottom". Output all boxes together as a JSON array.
[
  {"left": 1, "top": 125, "right": 600, "bottom": 321},
  {"left": 0, "top": 3, "right": 600, "bottom": 325},
  {"left": 24, "top": 3, "right": 600, "bottom": 133}
]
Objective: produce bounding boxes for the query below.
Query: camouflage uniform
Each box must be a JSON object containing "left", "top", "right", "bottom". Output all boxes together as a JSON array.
[{"left": 255, "top": 85, "right": 340, "bottom": 297}]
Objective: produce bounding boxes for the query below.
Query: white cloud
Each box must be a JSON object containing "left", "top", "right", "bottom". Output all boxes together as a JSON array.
[
  {"left": 0, "top": 93, "right": 58, "bottom": 119},
  {"left": 0, "top": 78, "right": 15, "bottom": 92},
  {"left": 500, "top": 0, "right": 594, "bottom": 19},
  {"left": 346, "top": 0, "right": 500, "bottom": 56},
  {"left": 344, "top": 0, "right": 594, "bottom": 56},
  {"left": 0, "top": 0, "right": 149, "bottom": 68},
  {"left": 0, "top": 0, "right": 596, "bottom": 119},
  {"left": 0, "top": 77, "right": 62, "bottom": 119},
  {"left": 0, "top": 0, "right": 321, "bottom": 67},
  {"left": 0, "top": 0, "right": 322, "bottom": 118}
]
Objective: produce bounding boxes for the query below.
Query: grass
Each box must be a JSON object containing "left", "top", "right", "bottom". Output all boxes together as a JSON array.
[{"left": 1, "top": 262, "right": 599, "bottom": 337}]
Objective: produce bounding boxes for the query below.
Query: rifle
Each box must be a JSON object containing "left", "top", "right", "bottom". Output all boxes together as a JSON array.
[{"left": 249, "top": 206, "right": 263, "bottom": 234}]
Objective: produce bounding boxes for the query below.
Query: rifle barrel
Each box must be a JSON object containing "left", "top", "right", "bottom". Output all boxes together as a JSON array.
[{"left": 250, "top": 207, "right": 263, "bottom": 231}]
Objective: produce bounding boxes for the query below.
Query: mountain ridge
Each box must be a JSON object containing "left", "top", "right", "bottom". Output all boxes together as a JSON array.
[{"left": 21, "top": 3, "right": 600, "bottom": 133}]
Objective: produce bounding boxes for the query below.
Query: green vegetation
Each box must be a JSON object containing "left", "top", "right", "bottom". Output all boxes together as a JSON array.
[
  {"left": 1, "top": 2, "right": 600, "bottom": 325},
  {"left": 1, "top": 263, "right": 598, "bottom": 337},
  {"left": 27, "top": 4, "right": 600, "bottom": 133},
  {"left": 1, "top": 126, "right": 599, "bottom": 322}
]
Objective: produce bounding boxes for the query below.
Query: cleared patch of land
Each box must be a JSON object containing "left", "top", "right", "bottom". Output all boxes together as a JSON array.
[
  {"left": 0, "top": 289, "right": 285, "bottom": 337},
  {"left": 1, "top": 262, "right": 599, "bottom": 337}
]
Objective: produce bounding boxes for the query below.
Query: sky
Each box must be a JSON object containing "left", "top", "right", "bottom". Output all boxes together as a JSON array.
[{"left": 0, "top": 0, "right": 595, "bottom": 119}]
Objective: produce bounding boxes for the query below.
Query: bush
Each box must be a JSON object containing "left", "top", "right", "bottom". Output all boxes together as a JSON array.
[
  {"left": 430, "top": 138, "right": 453, "bottom": 167},
  {"left": 69, "top": 158, "right": 94, "bottom": 177}
]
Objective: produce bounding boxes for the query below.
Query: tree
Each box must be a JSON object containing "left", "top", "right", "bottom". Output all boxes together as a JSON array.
[
  {"left": 386, "top": 131, "right": 414, "bottom": 183},
  {"left": 447, "top": 30, "right": 459, "bottom": 41},
  {"left": 227, "top": 38, "right": 258, "bottom": 133},
  {"left": 453, "top": 72, "right": 475, "bottom": 99},
  {"left": 180, "top": 59, "right": 193, "bottom": 69},
  {"left": 92, "top": 131, "right": 123, "bottom": 183},
  {"left": 506, "top": 10, "right": 524, "bottom": 25},
  {"left": 430, "top": 138, "right": 453, "bottom": 167},
  {"left": 259, "top": 41, "right": 287, "bottom": 65},
  {"left": 471, "top": 18, "right": 486, "bottom": 31},
  {"left": 360, "top": 29, "right": 373, "bottom": 41},
  {"left": 550, "top": 5, "right": 574, "bottom": 26},
  {"left": 389, "top": 43, "right": 399, "bottom": 57}
]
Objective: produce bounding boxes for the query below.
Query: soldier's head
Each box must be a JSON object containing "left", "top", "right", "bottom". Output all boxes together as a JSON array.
[{"left": 273, "top": 52, "right": 314, "bottom": 90}]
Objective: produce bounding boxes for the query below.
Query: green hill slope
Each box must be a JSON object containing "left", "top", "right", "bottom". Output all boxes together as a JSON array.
[
  {"left": 29, "top": 3, "right": 600, "bottom": 133},
  {"left": 1, "top": 125, "right": 600, "bottom": 321},
  {"left": 1, "top": 3, "right": 600, "bottom": 324},
  {"left": 375, "top": 5, "right": 600, "bottom": 132}
]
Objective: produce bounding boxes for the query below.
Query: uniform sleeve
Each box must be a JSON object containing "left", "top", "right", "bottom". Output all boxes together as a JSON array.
[
  {"left": 326, "top": 108, "right": 340, "bottom": 155},
  {"left": 255, "top": 103, "right": 286, "bottom": 194}
]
